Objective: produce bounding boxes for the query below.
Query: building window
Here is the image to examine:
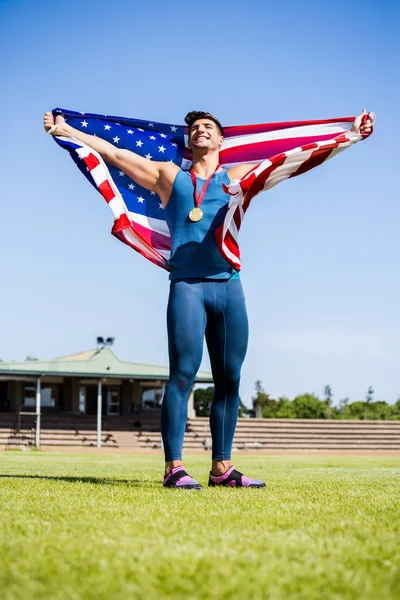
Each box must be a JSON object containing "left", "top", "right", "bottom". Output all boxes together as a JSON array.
[
  {"left": 24, "top": 384, "right": 59, "bottom": 408},
  {"left": 141, "top": 387, "right": 164, "bottom": 410},
  {"left": 106, "top": 388, "right": 120, "bottom": 416},
  {"left": 24, "top": 386, "right": 36, "bottom": 407},
  {"left": 79, "top": 387, "right": 86, "bottom": 414}
]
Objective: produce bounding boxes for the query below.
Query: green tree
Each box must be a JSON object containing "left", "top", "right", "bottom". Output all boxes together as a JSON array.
[
  {"left": 341, "top": 401, "right": 366, "bottom": 420},
  {"left": 388, "top": 398, "right": 400, "bottom": 420},
  {"left": 194, "top": 387, "right": 213, "bottom": 416},
  {"left": 194, "top": 386, "right": 249, "bottom": 417},
  {"left": 292, "top": 394, "right": 325, "bottom": 419},
  {"left": 368, "top": 401, "right": 391, "bottom": 420},
  {"left": 274, "top": 396, "right": 296, "bottom": 418}
]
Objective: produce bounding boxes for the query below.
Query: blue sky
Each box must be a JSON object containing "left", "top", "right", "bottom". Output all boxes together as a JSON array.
[{"left": 1, "top": 0, "right": 399, "bottom": 406}]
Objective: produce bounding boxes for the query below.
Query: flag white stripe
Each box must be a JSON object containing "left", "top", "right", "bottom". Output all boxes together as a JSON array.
[
  {"left": 89, "top": 164, "right": 108, "bottom": 188},
  {"left": 108, "top": 197, "right": 125, "bottom": 219}
]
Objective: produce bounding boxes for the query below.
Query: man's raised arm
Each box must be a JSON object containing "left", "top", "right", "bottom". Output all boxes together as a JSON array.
[{"left": 43, "top": 112, "right": 178, "bottom": 202}]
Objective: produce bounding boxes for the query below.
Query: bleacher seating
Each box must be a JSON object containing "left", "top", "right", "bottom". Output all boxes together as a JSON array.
[{"left": 1, "top": 413, "right": 400, "bottom": 451}]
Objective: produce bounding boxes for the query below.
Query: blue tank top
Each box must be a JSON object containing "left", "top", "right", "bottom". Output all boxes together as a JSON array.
[{"left": 165, "top": 168, "right": 239, "bottom": 280}]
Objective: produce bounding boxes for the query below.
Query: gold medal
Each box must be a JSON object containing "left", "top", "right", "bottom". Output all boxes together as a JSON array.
[
  {"left": 189, "top": 163, "right": 220, "bottom": 223},
  {"left": 189, "top": 207, "right": 203, "bottom": 222}
]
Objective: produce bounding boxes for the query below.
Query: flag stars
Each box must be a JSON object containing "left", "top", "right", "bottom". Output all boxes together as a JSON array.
[
  {"left": 149, "top": 136, "right": 156, "bottom": 140},
  {"left": 159, "top": 203, "right": 164, "bottom": 209},
  {"left": 136, "top": 140, "right": 143, "bottom": 147},
  {"left": 127, "top": 129, "right": 134, "bottom": 134},
  {"left": 148, "top": 123, "right": 154, "bottom": 127},
  {"left": 160, "top": 133, "right": 167, "bottom": 138},
  {"left": 150, "top": 191, "right": 156, "bottom": 195},
  {"left": 128, "top": 183, "right": 135, "bottom": 190},
  {"left": 170, "top": 125, "right": 177, "bottom": 132},
  {"left": 138, "top": 197, "right": 145, "bottom": 203},
  {"left": 138, "top": 128, "right": 144, "bottom": 132},
  {"left": 104, "top": 124, "right": 111, "bottom": 130},
  {"left": 118, "top": 171, "right": 125, "bottom": 177},
  {"left": 81, "top": 120, "right": 88, "bottom": 128},
  {"left": 113, "top": 136, "right": 120, "bottom": 143},
  {"left": 158, "top": 145, "right": 166, "bottom": 153},
  {"left": 145, "top": 153, "right": 153, "bottom": 160},
  {"left": 171, "top": 142, "right": 177, "bottom": 147}
]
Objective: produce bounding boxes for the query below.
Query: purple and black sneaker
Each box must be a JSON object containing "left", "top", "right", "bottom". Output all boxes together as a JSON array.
[
  {"left": 163, "top": 466, "right": 203, "bottom": 490},
  {"left": 208, "top": 465, "right": 266, "bottom": 488}
]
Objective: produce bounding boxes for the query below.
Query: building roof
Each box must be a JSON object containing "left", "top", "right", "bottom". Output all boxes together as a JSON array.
[{"left": 0, "top": 347, "right": 213, "bottom": 383}]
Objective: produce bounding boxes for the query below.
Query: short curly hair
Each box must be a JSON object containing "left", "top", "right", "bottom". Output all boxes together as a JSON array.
[{"left": 184, "top": 111, "right": 224, "bottom": 136}]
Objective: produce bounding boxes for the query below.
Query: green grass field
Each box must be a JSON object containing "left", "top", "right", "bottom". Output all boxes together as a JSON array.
[{"left": 1, "top": 452, "right": 399, "bottom": 600}]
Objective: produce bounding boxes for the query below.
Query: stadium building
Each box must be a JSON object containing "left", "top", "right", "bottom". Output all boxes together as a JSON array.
[
  {"left": 0, "top": 347, "right": 213, "bottom": 449},
  {"left": 0, "top": 346, "right": 212, "bottom": 417}
]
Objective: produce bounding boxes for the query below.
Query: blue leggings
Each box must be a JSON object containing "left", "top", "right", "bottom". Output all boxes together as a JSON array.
[{"left": 161, "top": 277, "right": 249, "bottom": 461}]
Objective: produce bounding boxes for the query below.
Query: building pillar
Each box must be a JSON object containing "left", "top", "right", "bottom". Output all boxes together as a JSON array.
[
  {"left": 35, "top": 377, "right": 41, "bottom": 448},
  {"left": 97, "top": 380, "right": 102, "bottom": 447},
  {"left": 188, "top": 387, "right": 196, "bottom": 419}
]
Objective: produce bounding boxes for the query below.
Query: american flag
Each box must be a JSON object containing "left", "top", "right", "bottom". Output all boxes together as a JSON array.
[{"left": 52, "top": 108, "right": 374, "bottom": 270}]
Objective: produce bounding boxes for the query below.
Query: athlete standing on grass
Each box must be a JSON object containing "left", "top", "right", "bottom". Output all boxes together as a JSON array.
[{"left": 44, "top": 109, "right": 373, "bottom": 490}]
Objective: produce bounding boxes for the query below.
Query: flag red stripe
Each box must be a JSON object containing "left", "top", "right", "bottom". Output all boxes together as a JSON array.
[
  {"left": 84, "top": 153, "right": 100, "bottom": 171},
  {"left": 233, "top": 208, "right": 241, "bottom": 231},
  {"left": 98, "top": 180, "right": 116, "bottom": 203},
  {"left": 113, "top": 213, "right": 131, "bottom": 231},
  {"left": 223, "top": 230, "right": 241, "bottom": 266}
]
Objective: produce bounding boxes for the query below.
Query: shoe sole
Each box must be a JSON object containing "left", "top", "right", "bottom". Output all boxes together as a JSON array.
[
  {"left": 208, "top": 481, "right": 266, "bottom": 488},
  {"left": 164, "top": 484, "right": 203, "bottom": 490}
]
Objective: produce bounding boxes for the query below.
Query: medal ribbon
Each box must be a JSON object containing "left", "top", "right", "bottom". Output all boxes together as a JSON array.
[{"left": 190, "top": 164, "right": 220, "bottom": 209}]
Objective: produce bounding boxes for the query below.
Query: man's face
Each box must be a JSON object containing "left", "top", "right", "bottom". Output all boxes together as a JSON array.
[{"left": 188, "top": 119, "right": 224, "bottom": 152}]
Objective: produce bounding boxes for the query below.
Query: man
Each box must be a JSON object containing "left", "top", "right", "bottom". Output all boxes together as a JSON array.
[{"left": 44, "top": 109, "right": 373, "bottom": 490}]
